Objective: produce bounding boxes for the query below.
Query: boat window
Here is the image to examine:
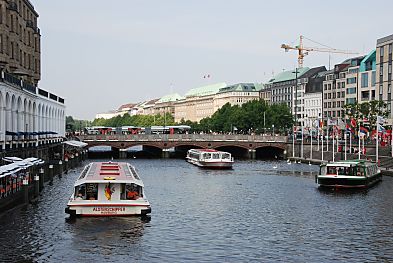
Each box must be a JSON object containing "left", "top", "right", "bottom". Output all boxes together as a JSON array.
[
  {"left": 336, "top": 167, "right": 350, "bottom": 175},
  {"left": 222, "top": 153, "right": 230, "bottom": 159},
  {"left": 212, "top": 153, "right": 220, "bottom": 159},
  {"left": 75, "top": 185, "right": 86, "bottom": 200},
  {"left": 85, "top": 183, "right": 98, "bottom": 200},
  {"left": 203, "top": 153, "right": 211, "bottom": 159},
  {"left": 327, "top": 167, "right": 337, "bottom": 174},
  {"left": 121, "top": 183, "right": 141, "bottom": 200}
]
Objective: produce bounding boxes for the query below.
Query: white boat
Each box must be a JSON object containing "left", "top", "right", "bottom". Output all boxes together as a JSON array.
[
  {"left": 65, "top": 162, "right": 151, "bottom": 217},
  {"left": 316, "top": 160, "right": 382, "bottom": 189},
  {"left": 186, "top": 149, "right": 234, "bottom": 169}
]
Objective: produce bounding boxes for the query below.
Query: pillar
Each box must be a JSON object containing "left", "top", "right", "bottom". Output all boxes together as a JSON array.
[
  {"left": 119, "top": 149, "right": 127, "bottom": 159},
  {"left": 248, "top": 149, "right": 256, "bottom": 160},
  {"left": 161, "top": 149, "right": 170, "bottom": 158},
  {"left": 39, "top": 167, "right": 44, "bottom": 191},
  {"left": 64, "top": 158, "right": 68, "bottom": 174},
  {"left": 58, "top": 160, "right": 63, "bottom": 176},
  {"left": 34, "top": 173, "right": 40, "bottom": 197},
  {"left": 49, "top": 164, "right": 54, "bottom": 183},
  {"left": 22, "top": 176, "right": 29, "bottom": 204}
]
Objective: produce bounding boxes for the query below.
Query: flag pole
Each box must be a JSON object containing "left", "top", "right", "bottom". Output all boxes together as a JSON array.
[
  {"left": 332, "top": 128, "right": 335, "bottom": 162},
  {"left": 326, "top": 122, "right": 329, "bottom": 152},
  {"left": 310, "top": 127, "right": 313, "bottom": 160},
  {"left": 317, "top": 124, "right": 320, "bottom": 151},
  {"left": 358, "top": 124, "right": 361, "bottom": 160},
  {"left": 321, "top": 127, "right": 324, "bottom": 161},
  {"left": 344, "top": 132, "right": 347, "bottom": 160},
  {"left": 376, "top": 118, "right": 379, "bottom": 165}
]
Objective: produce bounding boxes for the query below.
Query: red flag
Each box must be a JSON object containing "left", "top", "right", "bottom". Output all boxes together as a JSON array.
[{"left": 350, "top": 118, "right": 357, "bottom": 127}]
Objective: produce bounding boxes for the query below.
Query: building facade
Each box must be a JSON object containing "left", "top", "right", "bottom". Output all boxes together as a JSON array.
[
  {"left": 0, "top": 77, "right": 65, "bottom": 150},
  {"left": 0, "top": 0, "right": 41, "bottom": 86},
  {"left": 376, "top": 34, "right": 393, "bottom": 125}
]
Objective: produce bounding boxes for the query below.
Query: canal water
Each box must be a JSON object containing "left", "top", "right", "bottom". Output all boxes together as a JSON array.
[{"left": 1, "top": 159, "right": 393, "bottom": 262}]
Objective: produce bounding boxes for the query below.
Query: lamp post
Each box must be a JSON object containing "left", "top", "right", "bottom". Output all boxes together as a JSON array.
[{"left": 272, "top": 124, "right": 275, "bottom": 136}]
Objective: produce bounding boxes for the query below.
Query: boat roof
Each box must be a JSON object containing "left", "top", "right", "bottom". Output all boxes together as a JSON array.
[
  {"left": 75, "top": 162, "right": 144, "bottom": 186},
  {"left": 325, "top": 160, "right": 376, "bottom": 167},
  {"left": 189, "top": 149, "right": 230, "bottom": 153}
]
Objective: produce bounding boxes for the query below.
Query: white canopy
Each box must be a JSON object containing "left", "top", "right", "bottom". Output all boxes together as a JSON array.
[
  {"left": 63, "top": 140, "right": 88, "bottom": 148},
  {"left": 0, "top": 157, "right": 45, "bottom": 178}
]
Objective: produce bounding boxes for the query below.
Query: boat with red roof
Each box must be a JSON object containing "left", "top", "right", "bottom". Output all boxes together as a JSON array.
[
  {"left": 65, "top": 162, "right": 151, "bottom": 217},
  {"left": 186, "top": 149, "right": 234, "bottom": 169}
]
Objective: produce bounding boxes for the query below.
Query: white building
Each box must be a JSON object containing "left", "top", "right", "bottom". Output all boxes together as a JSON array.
[
  {"left": 0, "top": 78, "right": 65, "bottom": 150},
  {"left": 304, "top": 92, "right": 322, "bottom": 128}
]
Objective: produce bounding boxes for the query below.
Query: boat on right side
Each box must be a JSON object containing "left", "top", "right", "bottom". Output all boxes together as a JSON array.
[{"left": 316, "top": 160, "right": 382, "bottom": 189}]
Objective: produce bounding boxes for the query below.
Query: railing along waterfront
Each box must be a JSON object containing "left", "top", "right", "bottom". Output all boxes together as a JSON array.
[{"left": 79, "top": 134, "right": 288, "bottom": 143}]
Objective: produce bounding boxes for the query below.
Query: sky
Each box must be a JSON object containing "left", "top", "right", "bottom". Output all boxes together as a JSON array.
[{"left": 33, "top": 0, "right": 393, "bottom": 120}]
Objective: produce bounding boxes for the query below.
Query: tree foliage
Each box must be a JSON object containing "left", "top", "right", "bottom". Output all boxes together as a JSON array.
[
  {"left": 91, "top": 113, "right": 175, "bottom": 127},
  {"left": 190, "top": 100, "right": 293, "bottom": 134},
  {"left": 343, "top": 101, "right": 388, "bottom": 129}
]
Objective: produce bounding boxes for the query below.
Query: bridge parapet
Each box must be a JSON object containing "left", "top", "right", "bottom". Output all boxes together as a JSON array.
[{"left": 78, "top": 134, "right": 288, "bottom": 143}]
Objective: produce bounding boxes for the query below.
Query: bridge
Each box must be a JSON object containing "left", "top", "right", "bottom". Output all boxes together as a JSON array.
[{"left": 77, "top": 134, "right": 289, "bottom": 159}]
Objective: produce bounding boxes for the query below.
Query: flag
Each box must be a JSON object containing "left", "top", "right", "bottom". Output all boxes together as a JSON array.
[
  {"left": 350, "top": 118, "right": 357, "bottom": 127},
  {"left": 337, "top": 119, "right": 345, "bottom": 129},
  {"left": 346, "top": 124, "right": 352, "bottom": 133},
  {"left": 359, "top": 126, "right": 369, "bottom": 135},
  {"left": 377, "top": 116, "right": 385, "bottom": 125},
  {"left": 319, "top": 119, "right": 324, "bottom": 128},
  {"left": 378, "top": 125, "right": 386, "bottom": 133},
  {"left": 327, "top": 118, "right": 337, "bottom": 126}
]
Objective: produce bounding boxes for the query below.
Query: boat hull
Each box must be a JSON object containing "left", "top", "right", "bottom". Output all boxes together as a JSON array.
[
  {"left": 187, "top": 158, "right": 233, "bottom": 169},
  {"left": 317, "top": 173, "right": 382, "bottom": 189},
  {"left": 65, "top": 203, "right": 151, "bottom": 217}
]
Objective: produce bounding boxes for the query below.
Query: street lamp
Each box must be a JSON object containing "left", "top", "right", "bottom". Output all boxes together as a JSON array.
[{"left": 272, "top": 124, "right": 275, "bottom": 136}]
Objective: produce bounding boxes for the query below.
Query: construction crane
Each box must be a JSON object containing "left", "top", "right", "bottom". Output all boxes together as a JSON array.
[{"left": 281, "top": 35, "right": 358, "bottom": 68}]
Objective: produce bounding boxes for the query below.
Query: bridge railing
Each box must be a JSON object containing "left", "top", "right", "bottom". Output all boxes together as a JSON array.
[{"left": 78, "top": 134, "right": 288, "bottom": 143}]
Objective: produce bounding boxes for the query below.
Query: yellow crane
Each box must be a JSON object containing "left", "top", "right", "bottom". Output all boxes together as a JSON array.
[{"left": 281, "top": 35, "right": 359, "bottom": 68}]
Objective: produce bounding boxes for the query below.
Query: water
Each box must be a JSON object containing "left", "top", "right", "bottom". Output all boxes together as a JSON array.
[{"left": 1, "top": 159, "right": 393, "bottom": 262}]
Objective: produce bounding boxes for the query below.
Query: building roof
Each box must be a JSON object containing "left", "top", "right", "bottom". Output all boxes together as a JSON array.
[
  {"left": 267, "top": 67, "right": 310, "bottom": 84},
  {"left": 359, "top": 49, "right": 376, "bottom": 72},
  {"left": 377, "top": 34, "right": 393, "bottom": 45},
  {"left": 185, "top": 82, "right": 227, "bottom": 97},
  {"left": 218, "top": 83, "right": 264, "bottom": 93},
  {"left": 157, "top": 93, "right": 184, "bottom": 103},
  {"left": 118, "top": 103, "right": 136, "bottom": 111}
]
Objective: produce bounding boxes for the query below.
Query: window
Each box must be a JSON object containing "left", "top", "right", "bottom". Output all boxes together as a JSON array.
[
  {"left": 347, "top": 87, "right": 356, "bottom": 94},
  {"left": 342, "top": 91, "right": 345, "bottom": 97},
  {"left": 380, "top": 46, "right": 384, "bottom": 57},
  {"left": 389, "top": 44, "right": 392, "bottom": 55},
  {"left": 371, "top": 71, "right": 376, "bottom": 87},
  {"left": 380, "top": 65, "right": 383, "bottom": 76},
  {"left": 361, "top": 72, "right": 369, "bottom": 88},
  {"left": 346, "top": 98, "right": 356, "bottom": 104},
  {"left": 337, "top": 92, "right": 341, "bottom": 98},
  {"left": 347, "top": 77, "right": 357, "bottom": 84},
  {"left": 348, "top": 68, "right": 358, "bottom": 74}
]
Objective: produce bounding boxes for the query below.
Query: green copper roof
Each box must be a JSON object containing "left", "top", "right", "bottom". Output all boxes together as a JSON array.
[
  {"left": 218, "top": 83, "right": 264, "bottom": 93},
  {"left": 359, "top": 49, "right": 376, "bottom": 72},
  {"left": 157, "top": 93, "right": 184, "bottom": 103},
  {"left": 185, "top": 82, "right": 227, "bottom": 97},
  {"left": 267, "top": 67, "right": 310, "bottom": 84}
]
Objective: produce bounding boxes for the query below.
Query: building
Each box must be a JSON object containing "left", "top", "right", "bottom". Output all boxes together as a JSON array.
[
  {"left": 95, "top": 110, "right": 122, "bottom": 120},
  {"left": 358, "top": 50, "right": 376, "bottom": 103},
  {"left": 213, "top": 83, "right": 262, "bottom": 112},
  {"left": 0, "top": 0, "right": 41, "bottom": 86},
  {"left": 174, "top": 83, "right": 225, "bottom": 122},
  {"left": 0, "top": 0, "right": 65, "bottom": 150},
  {"left": 376, "top": 34, "right": 393, "bottom": 125},
  {"left": 303, "top": 70, "right": 327, "bottom": 128},
  {"left": 266, "top": 66, "right": 326, "bottom": 127},
  {"left": 154, "top": 93, "right": 183, "bottom": 117}
]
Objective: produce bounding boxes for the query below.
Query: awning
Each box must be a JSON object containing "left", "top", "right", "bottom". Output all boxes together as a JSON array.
[{"left": 63, "top": 140, "right": 88, "bottom": 148}]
